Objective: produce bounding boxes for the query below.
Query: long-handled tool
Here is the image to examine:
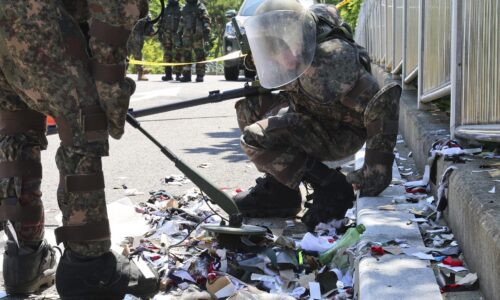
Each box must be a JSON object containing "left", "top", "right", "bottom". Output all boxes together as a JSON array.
[{"left": 126, "top": 84, "right": 271, "bottom": 235}]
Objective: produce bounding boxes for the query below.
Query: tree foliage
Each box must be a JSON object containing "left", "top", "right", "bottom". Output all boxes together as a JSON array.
[{"left": 138, "top": 0, "right": 363, "bottom": 74}]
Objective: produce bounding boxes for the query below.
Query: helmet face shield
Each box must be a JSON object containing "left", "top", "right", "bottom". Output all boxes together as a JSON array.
[{"left": 245, "top": 10, "right": 316, "bottom": 88}]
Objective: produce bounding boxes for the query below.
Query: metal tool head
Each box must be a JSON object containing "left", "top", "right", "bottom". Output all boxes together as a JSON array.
[{"left": 201, "top": 223, "right": 267, "bottom": 235}]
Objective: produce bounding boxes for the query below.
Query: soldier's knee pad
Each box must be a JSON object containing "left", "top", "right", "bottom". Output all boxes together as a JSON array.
[
  {"left": 0, "top": 110, "right": 46, "bottom": 231},
  {"left": 55, "top": 106, "right": 109, "bottom": 156}
]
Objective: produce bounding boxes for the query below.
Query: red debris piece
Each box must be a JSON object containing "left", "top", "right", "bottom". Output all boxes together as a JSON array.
[
  {"left": 371, "top": 245, "right": 385, "bottom": 255},
  {"left": 405, "top": 187, "right": 428, "bottom": 194},
  {"left": 443, "top": 256, "right": 463, "bottom": 267}
]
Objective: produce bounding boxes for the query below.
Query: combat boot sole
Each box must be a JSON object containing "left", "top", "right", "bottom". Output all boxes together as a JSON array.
[{"left": 5, "top": 268, "right": 56, "bottom": 295}]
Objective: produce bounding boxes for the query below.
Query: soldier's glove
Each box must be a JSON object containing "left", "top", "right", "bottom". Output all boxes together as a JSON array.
[{"left": 346, "top": 149, "right": 395, "bottom": 196}]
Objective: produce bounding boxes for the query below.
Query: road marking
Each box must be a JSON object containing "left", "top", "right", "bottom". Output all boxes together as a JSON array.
[{"left": 131, "top": 87, "right": 181, "bottom": 102}]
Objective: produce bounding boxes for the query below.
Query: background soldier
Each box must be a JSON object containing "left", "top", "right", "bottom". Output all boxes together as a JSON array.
[
  {"left": 0, "top": 0, "right": 158, "bottom": 298},
  {"left": 158, "top": 0, "right": 183, "bottom": 81},
  {"left": 176, "top": 0, "right": 212, "bottom": 82},
  {"left": 234, "top": 0, "right": 401, "bottom": 231},
  {"left": 127, "top": 14, "right": 155, "bottom": 81}
]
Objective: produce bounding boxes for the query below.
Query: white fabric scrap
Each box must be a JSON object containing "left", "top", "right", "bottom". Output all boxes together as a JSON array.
[
  {"left": 297, "top": 232, "right": 335, "bottom": 253},
  {"left": 457, "top": 273, "right": 478, "bottom": 285}
]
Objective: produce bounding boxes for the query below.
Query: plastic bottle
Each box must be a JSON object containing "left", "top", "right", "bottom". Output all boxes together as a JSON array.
[{"left": 319, "top": 224, "right": 366, "bottom": 265}]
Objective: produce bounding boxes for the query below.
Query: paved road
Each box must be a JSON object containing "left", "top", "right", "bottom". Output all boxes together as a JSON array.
[{"left": 0, "top": 74, "right": 263, "bottom": 298}]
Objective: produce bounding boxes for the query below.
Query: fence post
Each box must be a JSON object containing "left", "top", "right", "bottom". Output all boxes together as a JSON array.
[
  {"left": 450, "top": 0, "right": 463, "bottom": 139},
  {"left": 402, "top": 0, "right": 409, "bottom": 89},
  {"left": 417, "top": 0, "right": 432, "bottom": 109}
]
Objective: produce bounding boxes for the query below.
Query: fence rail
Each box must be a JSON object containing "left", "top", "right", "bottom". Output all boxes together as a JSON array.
[{"left": 356, "top": 0, "right": 500, "bottom": 142}]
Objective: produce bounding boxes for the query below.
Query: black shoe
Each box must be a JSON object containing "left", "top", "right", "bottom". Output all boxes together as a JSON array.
[
  {"left": 161, "top": 75, "right": 173, "bottom": 81},
  {"left": 162, "top": 67, "right": 173, "bottom": 81},
  {"left": 56, "top": 250, "right": 159, "bottom": 300},
  {"left": 195, "top": 75, "right": 204, "bottom": 82},
  {"left": 179, "top": 76, "right": 191, "bottom": 82},
  {"left": 3, "top": 239, "right": 57, "bottom": 295},
  {"left": 234, "top": 175, "right": 302, "bottom": 217},
  {"left": 302, "top": 162, "right": 355, "bottom": 231},
  {"left": 175, "top": 74, "right": 182, "bottom": 81}
]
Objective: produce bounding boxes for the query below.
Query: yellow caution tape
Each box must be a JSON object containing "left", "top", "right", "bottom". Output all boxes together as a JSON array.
[
  {"left": 129, "top": 51, "right": 245, "bottom": 66},
  {"left": 336, "top": 0, "right": 351, "bottom": 9}
]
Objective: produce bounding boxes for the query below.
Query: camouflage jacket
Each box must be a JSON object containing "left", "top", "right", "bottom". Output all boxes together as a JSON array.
[
  {"left": 158, "top": 2, "right": 182, "bottom": 39},
  {"left": 283, "top": 4, "right": 380, "bottom": 134},
  {"left": 177, "top": 1, "right": 211, "bottom": 41}
]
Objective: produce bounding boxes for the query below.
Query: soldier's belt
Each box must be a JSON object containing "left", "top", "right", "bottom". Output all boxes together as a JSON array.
[{"left": 128, "top": 51, "right": 245, "bottom": 66}]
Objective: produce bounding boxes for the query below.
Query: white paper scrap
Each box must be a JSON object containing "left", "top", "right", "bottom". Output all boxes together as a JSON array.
[
  {"left": 437, "top": 263, "right": 468, "bottom": 273},
  {"left": 411, "top": 252, "right": 436, "bottom": 260},
  {"left": 488, "top": 186, "right": 496, "bottom": 194},
  {"left": 309, "top": 282, "right": 322, "bottom": 300}
]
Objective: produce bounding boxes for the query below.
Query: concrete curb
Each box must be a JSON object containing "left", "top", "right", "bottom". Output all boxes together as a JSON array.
[
  {"left": 371, "top": 65, "right": 499, "bottom": 299},
  {"left": 355, "top": 161, "right": 442, "bottom": 299}
]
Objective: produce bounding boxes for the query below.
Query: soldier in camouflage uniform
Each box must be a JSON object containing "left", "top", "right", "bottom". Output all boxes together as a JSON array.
[
  {"left": 127, "top": 14, "right": 155, "bottom": 81},
  {"left": 0, "top": 0, "right": 158, "bottom": 298},
  {"left": 234, "top": 0, "right": 401, "bottom": 231},
  {"left": 176, "top": 0, "right": 211, "bottom": 82},
  {"left": 158, "top": 0, "right": 183, "bottom": 81}
]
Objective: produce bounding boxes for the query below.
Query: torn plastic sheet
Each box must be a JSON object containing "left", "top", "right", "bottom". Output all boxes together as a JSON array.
[
  {"left": 437, "top": 263, "right": 468, "bottom": 273},
  {"left": 108, "top": 197, "right": 150, "bottom": 246}
]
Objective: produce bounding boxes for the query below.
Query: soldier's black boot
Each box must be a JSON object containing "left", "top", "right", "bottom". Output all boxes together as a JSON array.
[
  {"left": 3, "top": 239, "right": 57, "bottom": 295},
  {"left": 56, "top": 250, "right": 159, "bottom": 300},
  {"left": 161, "top": 67, "right": 173, "bottom": 81},
  {"left": 234, "top": 174, "right": 302, "bottom": 217},
  {"left": 175, "top": 73, "right": 182, "bottom": 81},
  {"left": 179, "top": 71, "right": 191, "bottom": 82},
  {"left": 302, "top": 158, "right": 355, "bottom": 231},
  {"left": 195, "top": 75, "right": 204, "bottom": 82}
]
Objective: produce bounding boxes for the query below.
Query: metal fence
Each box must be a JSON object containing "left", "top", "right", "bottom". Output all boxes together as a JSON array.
[
  {"left": 393, "top": 0, "right": 404, "bottom": 74},
  {"left": 355, "top": 0, "right": 500, "bottom": 142}
]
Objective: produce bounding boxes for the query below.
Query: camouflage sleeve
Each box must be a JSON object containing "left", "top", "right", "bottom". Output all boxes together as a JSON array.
[
  {"left": 86, "top": 0, "right": 147, "bottom": 139},
  {"left": 176, "top": 13, "right": 185, "bottom": 40},
  {"left": 199, "top": 4, "right": 211, "bottom": 37}
]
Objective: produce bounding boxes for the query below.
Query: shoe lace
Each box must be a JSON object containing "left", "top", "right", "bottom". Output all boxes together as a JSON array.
[{"left": 248, "top": 175, "right": 271, "bottom": 195}]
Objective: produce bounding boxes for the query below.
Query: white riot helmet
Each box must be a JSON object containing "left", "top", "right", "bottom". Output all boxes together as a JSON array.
[{"left": 244, "top": 0, "right": 317, "bottom": 89}]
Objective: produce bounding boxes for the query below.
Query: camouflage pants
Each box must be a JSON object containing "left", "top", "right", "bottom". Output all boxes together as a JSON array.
[
  {"left": 235, "top": 93, "right": 366, "bottom": 189},
  {"left": 0, "top": 1, "right": 111, "bottom": 256},
  {"left": 181, "top": 34, "right": 206, "bottom": 76},
  {"left": 161, "top": 37, "right": 182, "bottom": 74},
  {"left": 127, "top": 35, "right": 146, "bottom": 73}
]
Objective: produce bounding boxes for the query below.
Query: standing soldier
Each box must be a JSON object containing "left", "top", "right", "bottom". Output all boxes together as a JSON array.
[
  {"left": 176, "top": 0, "right": 212, "bottom": 82},
  {"left": 127, "top": 14, "right": 155, "bottom": 81},
  {"left": 0, "top": 0, "right": 159, "bottom": 298},
  {"left": 159, "top": 0, "right": 183, "bottom": 81}
]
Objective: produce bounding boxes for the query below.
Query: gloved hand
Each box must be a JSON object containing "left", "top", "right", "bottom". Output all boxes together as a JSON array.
[{"left": 346, "top": 149, "right": 394, "bottom": 196}]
